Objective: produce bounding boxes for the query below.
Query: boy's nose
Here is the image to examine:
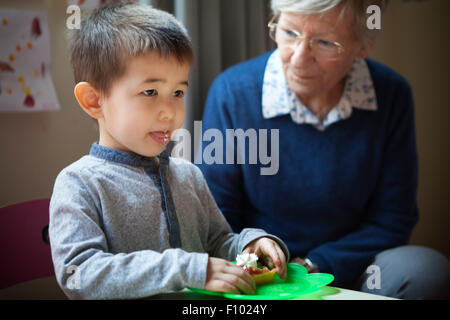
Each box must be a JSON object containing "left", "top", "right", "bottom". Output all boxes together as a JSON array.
[{"left": 158, "top": 101, "right": 176, "bottom": 121}]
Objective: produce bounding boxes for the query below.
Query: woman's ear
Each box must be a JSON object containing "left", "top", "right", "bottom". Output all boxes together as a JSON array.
[
  {"left": 357, "top": 36, "right": 376, "bottom": 59},
  {"left": 74, "top": 82, "right": 104, "bottom": 119}
]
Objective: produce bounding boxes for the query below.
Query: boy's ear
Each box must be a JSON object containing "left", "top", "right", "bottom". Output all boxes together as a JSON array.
[{"left": 74, "top": 82, "right": 104, "bottom": 119}]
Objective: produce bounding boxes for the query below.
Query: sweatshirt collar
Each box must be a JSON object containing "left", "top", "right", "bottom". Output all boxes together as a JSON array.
[{"left": 89, "top": 142, "right": 160, "bottom": 172}]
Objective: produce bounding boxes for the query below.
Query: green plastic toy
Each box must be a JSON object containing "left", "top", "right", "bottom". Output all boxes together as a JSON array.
[{"left": 189, "top": 263, "right": 334, "bottom": 300}]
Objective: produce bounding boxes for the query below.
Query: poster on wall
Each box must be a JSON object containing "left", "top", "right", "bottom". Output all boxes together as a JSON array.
[{"left": 0, "top": 8, "right": 60, "bottom": 112}]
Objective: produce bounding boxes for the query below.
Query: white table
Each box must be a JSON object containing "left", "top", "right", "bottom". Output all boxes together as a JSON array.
[
  {"left": 295, "top": 286, "right": 397, "bottom": 300},
  {"left": 148, "top": 286, "right": 396, "bottom": 300},
  {"left": 0, "top": 277, "right": 396, "bottom": 300}
]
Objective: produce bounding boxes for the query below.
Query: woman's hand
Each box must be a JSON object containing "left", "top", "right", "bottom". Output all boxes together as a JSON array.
[
  {"left": 291, "top": 257, "right": 320, "bottom": 273},
  {"left": 242, "top": 237, "right": 287, "bottom": 279},
  {"left": 205, "top": 257, "right": 256, "bottom": 294}
]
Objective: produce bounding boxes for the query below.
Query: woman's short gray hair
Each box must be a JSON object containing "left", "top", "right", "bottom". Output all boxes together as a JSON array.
[{"left": 270, "top": 0, "right": 389, "bottom": 46}]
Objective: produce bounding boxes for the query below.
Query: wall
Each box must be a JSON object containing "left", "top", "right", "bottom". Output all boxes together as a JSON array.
[
  {"left": 0, "top": 0, "right": 98, "bottom": 207},
  {"left": 370, "top": 0, "right": 450, "bottom": 258},
  {"left": 0, "top": 0, "right": 448, "bottom": 259}
]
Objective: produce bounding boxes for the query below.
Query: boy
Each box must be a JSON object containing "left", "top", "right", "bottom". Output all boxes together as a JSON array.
[{"left": 49, "top": 2, "right": 289, "bottom": 299}]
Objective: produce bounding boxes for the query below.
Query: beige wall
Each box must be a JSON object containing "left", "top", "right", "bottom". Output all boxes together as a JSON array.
[
  {"left": 370, "top": 0, "right": 450, "bottom": 259},
  {"left": 0, "top": 0, "right": 98, "bottom": 206},
  {"left": 1, "top": 0, "right": 449, "bottom": 259}
]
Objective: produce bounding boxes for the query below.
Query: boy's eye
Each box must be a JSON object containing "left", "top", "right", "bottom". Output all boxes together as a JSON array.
[
  {"left": 142, "top": 89, "right": 157, "bottom": 96},
  {"left": 173, "top": 90, "right": 184, "bottom": 98}
]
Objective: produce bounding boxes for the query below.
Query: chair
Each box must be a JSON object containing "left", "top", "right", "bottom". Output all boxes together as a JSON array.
[{"left": 0, "top": 199, "right": 55, "bottom": 290}]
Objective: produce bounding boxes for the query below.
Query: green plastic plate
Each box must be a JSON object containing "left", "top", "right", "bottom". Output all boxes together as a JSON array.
[{"left": 189, "top": 263, "right": 334, "bottom": 300}]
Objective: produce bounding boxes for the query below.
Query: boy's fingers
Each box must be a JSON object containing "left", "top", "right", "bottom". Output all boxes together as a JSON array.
[
  {"left": 235, "top": 277, "right": 256, "bottom": 295},
  {"left": 241, "top": 246, "right": 253, "bottom": 255},
  {"left": 208, "top": 279, "right": 240, "bottom": 294},
  {"left": 225, "top": 263, "right": 256, "bottom": 294},
  {"left": 259, "top": 241, "right": 287, "bottom": 279},
  {"left": 269, "top": 245, "right": 284, "bottom": 277},
  {"left": 242, "top": 238, "right": 288, "bottom": 280},
  {"left": 275, "top": 245, "right": 287, "bottom": 279},
  {"left": 262, "top": 242, "right": 281, "bottom": 268},
  {"left": 206, "top": 258, "right": 255, "bottom": 294},
  {"left": 220, "top": 274, "right": 255, "bottom": 295}
]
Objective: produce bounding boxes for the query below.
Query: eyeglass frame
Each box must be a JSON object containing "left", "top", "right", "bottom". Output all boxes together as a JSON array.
[{"left": 267, "top": 16, "right": 347, "bottom": 57}]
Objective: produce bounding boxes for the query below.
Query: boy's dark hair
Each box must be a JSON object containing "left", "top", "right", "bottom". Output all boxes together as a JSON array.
[{"left": 67, "top": 1, "right": 194, "bottom": 95}]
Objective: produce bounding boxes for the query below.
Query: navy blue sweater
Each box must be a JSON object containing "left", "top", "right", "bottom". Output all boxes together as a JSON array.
[{"left": 197, "top": 51, "right": 418, "bottom": 288}]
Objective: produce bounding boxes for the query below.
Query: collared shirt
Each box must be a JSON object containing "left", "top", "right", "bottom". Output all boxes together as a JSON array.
[{"left": 262, "top": 49, "right": 378, "bottom": 130}]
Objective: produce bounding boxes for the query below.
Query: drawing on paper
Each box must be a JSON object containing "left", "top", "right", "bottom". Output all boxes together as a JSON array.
[{"left": 0, "top": 9, "right": 60, "bottom": 112}]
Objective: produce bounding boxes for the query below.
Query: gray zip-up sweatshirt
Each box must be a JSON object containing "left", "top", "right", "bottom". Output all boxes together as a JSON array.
[{"left": 49, "top": 143, "right": 288, "bottom": 299}]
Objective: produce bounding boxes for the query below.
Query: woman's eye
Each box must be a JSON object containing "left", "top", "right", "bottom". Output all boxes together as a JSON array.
[
  {"left": 173, "top": 90, "right": 184, "bottom": 98},
  {"left": 282, "top": 28, "right": 297, "bottom": 39},
  {"left": 316, "top": 39, "right": 336, "bottom": 49},
  {"left": 142, "top": 89, "right": 157, "bottom": 96}
]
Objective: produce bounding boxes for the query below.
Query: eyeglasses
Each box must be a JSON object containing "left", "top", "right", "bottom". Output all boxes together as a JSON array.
[{"left": 268, "top": 17, "right": 346, "bottom": 60}]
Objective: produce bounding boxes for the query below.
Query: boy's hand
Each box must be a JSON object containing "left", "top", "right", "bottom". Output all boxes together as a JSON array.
[
  {"left": 242, "top": 237, "right": 287, "bottom": 279},
  {"left": 205, "top": 257, "right": 256, "bottom": 294}
]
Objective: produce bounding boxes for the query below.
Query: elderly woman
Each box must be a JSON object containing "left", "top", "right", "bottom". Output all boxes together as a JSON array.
[{"left": 197, "top": 0, "right": 450, "bottom": 299}]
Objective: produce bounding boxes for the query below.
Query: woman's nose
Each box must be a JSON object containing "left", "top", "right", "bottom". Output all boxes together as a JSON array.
[{"left": 290, "top": 39, "right": 315, "bottom": 67}]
